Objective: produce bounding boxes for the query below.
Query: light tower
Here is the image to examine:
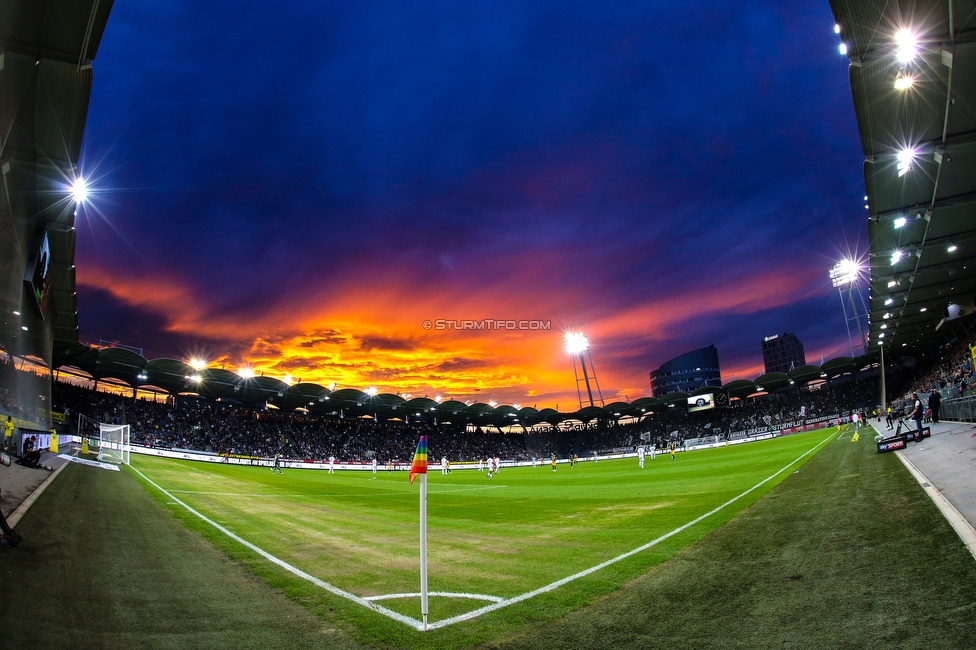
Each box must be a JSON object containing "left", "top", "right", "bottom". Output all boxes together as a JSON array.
[
  {"left": 565, "top": 332, "right": 605, "bottom": 409},
  {"left": 828, "top": 258, "right": 870, "bottom": 356}
]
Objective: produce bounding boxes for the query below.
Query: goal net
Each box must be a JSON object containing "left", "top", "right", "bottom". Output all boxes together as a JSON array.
[{"left": 98, "top": 424, "right": 130, "bottom": 465}]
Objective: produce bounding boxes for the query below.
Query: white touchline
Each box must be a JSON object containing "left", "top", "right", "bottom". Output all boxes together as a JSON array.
[
  {"left": 130, "top": 467, "right": 427, "bottom": 631},
  {"left": 132, "top": 432, "right": 834, "bottom": 632}
]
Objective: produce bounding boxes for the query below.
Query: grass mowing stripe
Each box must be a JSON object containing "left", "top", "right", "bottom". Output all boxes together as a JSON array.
[
  {"left": 426, "top": 430, "right": 835, "bottom": 630},
  {"left": 129, "top": 465, "right": 428, "bottom": 631},
  {"left": 134, "top": 430, "right": 833, "bottom": 632}
]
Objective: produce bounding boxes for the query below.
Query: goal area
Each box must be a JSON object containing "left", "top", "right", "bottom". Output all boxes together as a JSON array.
[{"left": 77, "top": 414, "right": 130, "bottom": 465}]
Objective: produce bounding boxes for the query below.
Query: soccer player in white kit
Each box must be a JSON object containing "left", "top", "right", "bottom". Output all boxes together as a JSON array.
[
  {"left": 372, "top": 457, "right": 378, "bottom": 476},
  {"left": 638, "top": 445, "right": 645, "bottom": 468},
  {"left": 328, "top": 455, "right": 335, "bottom": 474},
  {"left": 494, "top": 457, "right": 500, "bottom": 473},
  {"left": 650, "top": 444, "right": 656, "bottom": 460},
  {"left": 478, "top": 458, "right": 484, "bottom": 472}
]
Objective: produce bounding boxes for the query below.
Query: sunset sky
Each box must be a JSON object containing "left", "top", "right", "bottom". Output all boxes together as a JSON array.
[{"left": 75, "top": 0, "right": 868, "bottom": 408}]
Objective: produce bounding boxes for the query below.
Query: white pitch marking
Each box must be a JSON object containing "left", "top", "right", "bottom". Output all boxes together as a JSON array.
[
  {"left": 134, "top": 432, "right": 834, "bottom": 632},
  {"left": 364, "top": 592, "right": 505, "bottom": 603},
  {"left": 130, "top": 467, "right": 427, "bottom": 631},
  {"left": 427, "top": 431, "right": 836, "bottom": 630}
]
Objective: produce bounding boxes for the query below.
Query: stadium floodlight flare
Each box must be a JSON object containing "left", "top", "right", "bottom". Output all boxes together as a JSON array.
[
  {"left": 895, "top": 28, "right": 918, "bottom": 62},
  {"left": 564, "top": 332, "right": 589, "bottom": 355},
  {"left": 188, "top": 358, "right": 207, "bottom": 370},
  {"left": 896, "top": 148, "right": 916, "bottom": 177},
  {"left": 366, "top": 387, "right": 378, "bottom": 396},
  {"left": 828, "top": 259, "right": 861, "bottom": 288},
  {"left": 828, "top": 258, "right": 869, "bottom": 356},
  {"left": 564, "top": 331, "right": 605, "bottom": 409},
  {"left": 237, "top": 367, "right": 255, "bottom": 379},
  {"left": 69, "top": 176, "right": 89, "bottom": 204}
]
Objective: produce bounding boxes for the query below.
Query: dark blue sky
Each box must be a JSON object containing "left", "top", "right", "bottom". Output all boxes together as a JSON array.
[{"left": 75, "top": 0, "right": 868, "bottom": 405}]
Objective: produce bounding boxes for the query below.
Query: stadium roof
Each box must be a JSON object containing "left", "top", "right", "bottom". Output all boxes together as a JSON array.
[
  {"left": 829, "top": 0, "right": 976, "bottom": 354},
  {"left": 0, "top": 0, "right": 115, "bottom": 348},
  {"left": 53, "top": 341, "right": 878, "bottom": 425}
]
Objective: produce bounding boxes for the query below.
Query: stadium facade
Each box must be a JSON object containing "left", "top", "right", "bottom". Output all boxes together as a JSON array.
[
  {"left": 0, "top": 0, "right": 114, "bottom": 429},
  {"left": 649, "top": 345, "right": 722, "bottom": 397},
  {"left": 761, "top": 333, "right": 806, "bottom": 374}
]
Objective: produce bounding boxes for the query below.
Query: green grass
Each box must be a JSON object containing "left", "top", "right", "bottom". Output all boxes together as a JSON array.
[
  {"left": 3, "top": 425, "right": 974, "bottom": 649},
  {"left": 124, "top": 430, "right": 834, "bottom": 648}
]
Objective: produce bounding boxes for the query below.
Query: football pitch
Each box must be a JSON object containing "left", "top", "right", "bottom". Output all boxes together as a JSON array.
[
  {"left": 128, "top": 429, "right": 833, "bottom": 644},
  {"left": 7, "top": 424, "right": 975, "bottom": 649}
]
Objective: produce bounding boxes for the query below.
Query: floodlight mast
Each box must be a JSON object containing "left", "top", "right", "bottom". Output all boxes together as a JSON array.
[
  {"left": 565, "top": 332, "right": 605, "bottom": 410},
  {"left": 829, "top": 259, "right": 869, "bottom": 356}
]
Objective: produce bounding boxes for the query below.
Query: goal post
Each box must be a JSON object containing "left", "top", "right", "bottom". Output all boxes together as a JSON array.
[{"left": 98, "top": 423, "right": 130, "bottom": 465}]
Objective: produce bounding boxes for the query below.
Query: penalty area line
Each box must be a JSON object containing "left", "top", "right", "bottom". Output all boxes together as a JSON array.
[
  {"left": 129, "top": 466, "right": 427, "bottom": 631},
  {"left": 425, "top": 431, "right": 836, "bottom": 630}
]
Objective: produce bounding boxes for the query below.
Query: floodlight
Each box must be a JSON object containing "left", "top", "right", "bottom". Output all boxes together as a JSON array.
[
  {"left": 948, "top": 245, "right": 957, "bottom": 252},
  {"left": 238, "top": 367, "right": 255, "bottom": 379},
  {"left": 834, "top": 24, "right": 841, "bottom": 34},
  {"left": 513, "top": 403, "right": 520, "bottom": 410},
  {"left": 564, "top": 332, "right": 590, "bottom": 355},
  {"left": 894, "top": 73, "right": 914, "bottom": 90},
  {"left": 884, "top": 298, "right": 894, "bottom": 305},
  {"left": 920, "top": 307, "right": 927, "bottom": 312},
  {"left": 829, "top": 259, "right": 861, "bottom": 287},
  {"left": 366, "top": 387, "right": 377, "bottom": 396},
  {"left": 283, "top": 375, "right": 292, "bottom": 385},
  {"left": 839, "top": 43, "right": 848, "bottom": 55},
  {"left": 895, "top": 29, "right": 917, "bottom": 62},
  {"left": 890, "top": 249, "right": 904, "bottom": 264},
  {"left": 189, "top": 358, "right": 207, "bottom": 370},
  {"left": 883, "top": 312, "right": 892, "bottom": 319},
  {"left": 69, "top": 177, "right": 88, "bottom": 204},
  {"left": 893, "top": 216, "right": 907, "bottom": 228},
  {"left": 488, "top": 400, "right": 497, "bottom": 408},
  {"left": 434, "top": 395, "right": 442, "bottom": 402},
  {"left": 896, "top": 148, "right": 916, "bottom": 176}
]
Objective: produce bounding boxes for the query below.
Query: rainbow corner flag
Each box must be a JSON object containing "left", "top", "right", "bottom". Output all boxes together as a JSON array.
[{"left": 409, "top": 436, "right": 428, "bottom": 484}]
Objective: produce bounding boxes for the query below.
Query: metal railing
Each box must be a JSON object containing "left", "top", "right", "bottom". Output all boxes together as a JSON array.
[{"left": 939, "top": 394, "right": 976, "bottom": 423}]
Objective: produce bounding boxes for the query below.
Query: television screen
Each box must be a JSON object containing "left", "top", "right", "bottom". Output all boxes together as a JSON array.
[
  {"left": 23, "top": 229, "right": 52, "bottom": 319},
  {"left": 687, "top": 393, "right": 715, "bottom": 413}
]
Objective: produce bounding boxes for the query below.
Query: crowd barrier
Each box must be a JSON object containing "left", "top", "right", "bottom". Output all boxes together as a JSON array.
[{"left": 940, "top": 394, "right": 976, "bottom": 423}]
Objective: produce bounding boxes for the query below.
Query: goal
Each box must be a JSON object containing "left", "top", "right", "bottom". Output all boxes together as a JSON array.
[
  {"left": 77, "top": 414, "right": 130, "bottom": 465},
  {"left": 98, "top": 424, "right": 130, "bottom": 465}
]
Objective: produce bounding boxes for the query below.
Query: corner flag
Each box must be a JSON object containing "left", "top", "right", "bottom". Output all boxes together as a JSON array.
[
  {"left": 409, "top": 436, "right": 428, "bottom": 484},
  {"left": 409, "top": 435, "right": 430, "bottom": 627}
]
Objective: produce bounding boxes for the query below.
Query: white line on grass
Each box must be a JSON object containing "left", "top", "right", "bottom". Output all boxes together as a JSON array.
[
  {"left": 364, "top": 592, "right": 505, "bottom": 603},
  {"left": 425, "top": 430, "right": 836, "bottom": 630},
  {"left": 129, "top": 467, "right": 428, "bottom": 631},
  {"left": 132, "top": 431, "right": 834, "bottom": 632}
]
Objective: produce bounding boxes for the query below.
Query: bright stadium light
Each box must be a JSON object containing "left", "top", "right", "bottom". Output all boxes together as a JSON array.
[
  {"left": 237, "top": 367, "right": 255, "bottom": 379},
  {"left": 829, "top": 259, "right": 861, "bottom": 287},
  {"left": 366, "top": 386, "right": 378, "bottom": 396},
  {"left": 891, "top": 249, "right": 905, "bottom": 265},
  {"left": 513, "top": 403, "right": 521, "bottom": 410},
  {"left": 896, "top": 148, "right": 916, "bottom": 176},
  {"left": 70, "top": 176, "right": 89, "bottom": 204},
  {"left": 894, "top": 72, "right": 915, "bottom": 90},
  {"left": 893, "top": 216, "right": 907, "bottom": 228},
  {"left": 839, "top": 43, "right": 848, "bottom": 55},
  {"left": 434, "top": 395, "right": 442, "bottom": 402},
  {"left": 189, "top": 358, "right": 207, "bottom": 370},
  {"left": 895, "top": 28, "right": 917, "bottom": 62},
  {"left": 488, "top": 400, "right": 497, "bottom": 408},
  {"left": 564, "top": 332, "right": 590, "bottom": 355}
]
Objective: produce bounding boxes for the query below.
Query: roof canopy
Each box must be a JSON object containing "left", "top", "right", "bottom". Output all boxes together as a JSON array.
[{"left": 829, "top": 0, "right": 976, "bottom": 353}]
